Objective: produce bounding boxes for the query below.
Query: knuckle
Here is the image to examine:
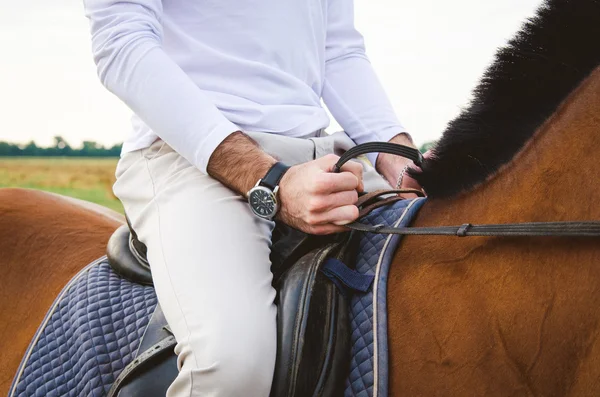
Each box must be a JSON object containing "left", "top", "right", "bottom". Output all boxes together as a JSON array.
[
  {"left": 313, "top": 176, "right": 332, "bottom": 192},
  {"left": 355, "top": 165, "right": 364, "bottom": 177},
  {"left": 342, "top": 173, "right": 359, "bottom": 188},
  {"left": 349, "top": 160, "right": 362, "bottom": 170},
  {"left": 305, "top": 214, "right": 319, "bottom": 226},
  {"left": 311, "top": 197, "right": 326, "bottom": 211},
  {"left": 324, "top": 153, "right": 340, "bottom": 162}
]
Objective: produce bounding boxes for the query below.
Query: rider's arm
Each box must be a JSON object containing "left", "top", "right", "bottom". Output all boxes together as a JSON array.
[
  {"left": 208, "top": 132, "right": 364, "bottom": 235},
  {"left": 84, "top": 0, "right": 238, "bottom": 174},
  {"left": 322, "top": 0, "right": 410, "bottom": 168}
]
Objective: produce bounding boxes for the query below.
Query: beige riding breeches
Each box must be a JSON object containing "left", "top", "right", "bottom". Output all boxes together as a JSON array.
[{"left": 113, "top": 130, "right": 391, "bottom": 397}]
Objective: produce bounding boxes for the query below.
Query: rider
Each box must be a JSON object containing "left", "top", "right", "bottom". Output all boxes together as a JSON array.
[{"left": 84, "top": 0, "right": 421, "bottom": 395}]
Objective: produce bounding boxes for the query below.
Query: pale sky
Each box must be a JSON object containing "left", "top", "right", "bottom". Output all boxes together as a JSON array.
[{"left": 0, "top": 0, "right": 541, "bottom": 148}]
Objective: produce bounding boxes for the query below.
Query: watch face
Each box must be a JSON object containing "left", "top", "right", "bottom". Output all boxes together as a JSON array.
[{"left": 249, "top": 187, "right": 277, "bottom": 218}]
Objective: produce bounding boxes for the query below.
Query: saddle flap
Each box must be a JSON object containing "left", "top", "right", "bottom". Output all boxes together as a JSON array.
[{"left": 271, "top": 241, "right": 351, "bottom": 397}]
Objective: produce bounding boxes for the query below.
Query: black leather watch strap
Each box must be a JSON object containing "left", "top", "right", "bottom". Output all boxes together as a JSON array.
[{"left": 260, "top": 162, "right": 290, "bottom": 190}]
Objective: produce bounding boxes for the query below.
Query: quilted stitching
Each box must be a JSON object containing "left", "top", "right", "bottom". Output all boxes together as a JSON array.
[
  {"left": 11, "top": 199, "right": 424, "bottom": 397},
  {"left": 11, "top": 260, "right": 157, "bottom": 397},
  {"left": 344, "top": 200, "right": 419, "bottom": 397}
]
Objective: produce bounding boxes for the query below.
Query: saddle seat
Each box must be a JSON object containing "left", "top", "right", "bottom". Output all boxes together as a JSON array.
[
  {"left": 106, "top": 222, "right": 353, "bottom": 397},
  {"left": 107, "top": 224, "right": 153, "bottom": 286}
]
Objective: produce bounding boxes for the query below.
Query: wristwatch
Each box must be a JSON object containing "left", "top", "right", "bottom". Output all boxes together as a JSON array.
[{"left": 247, "top": 162, "right": 290, "bottom": 220}]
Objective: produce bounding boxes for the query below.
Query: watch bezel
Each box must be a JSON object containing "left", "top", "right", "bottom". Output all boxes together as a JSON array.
[{"left": 247, "top": 185, "right": 279, "bottom": 220}]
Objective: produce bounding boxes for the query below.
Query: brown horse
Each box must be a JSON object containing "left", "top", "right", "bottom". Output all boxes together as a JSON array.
[
  {"left": 390, "top": 0, "right": 600, "bottom": 395},
  {"left": 0, "top": 189, "right": 123, "bottom": 395},
  {"left": 1, "top": 0, "right": 600, "bottom": 395}
]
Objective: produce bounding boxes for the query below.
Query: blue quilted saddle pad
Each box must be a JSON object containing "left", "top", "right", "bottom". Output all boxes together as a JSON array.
[
  {"left": 344, "top": 197, "right": 426, "bottom": 397},
  {"left": 9, "top": 258, "right": 157, "bottom": 397},
  {"left": 10, "top": 197, "right": 426, "bottom": 397}
]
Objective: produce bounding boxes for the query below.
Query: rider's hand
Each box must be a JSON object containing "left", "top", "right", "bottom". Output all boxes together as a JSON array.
[{"left": 277, "top": 154, "right": 363, "bottom": 235}]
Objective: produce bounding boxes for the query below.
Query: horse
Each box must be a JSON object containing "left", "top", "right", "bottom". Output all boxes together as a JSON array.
[
  {"left": 389, "top": 0, "right": 600, "bottom": 395},
  {"left": 1, "top": 0, "right": 600, "bottom": 395}
]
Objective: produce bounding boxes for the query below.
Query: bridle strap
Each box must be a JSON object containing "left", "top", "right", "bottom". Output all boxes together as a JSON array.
[
  {"left": 346, "top": 220, "right": 600, "bottom": 237},
  {"left": 336, "top": 142, "right": 600, "bottom": 238},
  {"left": 333, "top": 142, "right": 423, "bottom": 172}
]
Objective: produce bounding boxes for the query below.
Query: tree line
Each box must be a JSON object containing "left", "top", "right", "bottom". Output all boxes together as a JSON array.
[
  {"left": 0, "top": 135, "right": 436, "bottom": 157},
  {"left": 0, "top": 136, "right": 122, "bottom": 157}
]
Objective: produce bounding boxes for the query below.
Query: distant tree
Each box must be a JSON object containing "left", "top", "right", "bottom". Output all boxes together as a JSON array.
[
  {"left": 0, "top": 137, "right": 122, "bottom": 157},
  {"left": 22, "top": 141, "right": 40, "bottom": 156},
  {"left": 107, "top": 143, "right": 122, "bottom": 157},
  {"left": 0, "top": 141, "right": 21, "bottom": 156}
]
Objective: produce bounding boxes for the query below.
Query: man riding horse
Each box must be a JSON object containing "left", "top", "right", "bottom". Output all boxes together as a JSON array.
[{"left": 83, "top": 0, "right": 420, "bottom": 394}]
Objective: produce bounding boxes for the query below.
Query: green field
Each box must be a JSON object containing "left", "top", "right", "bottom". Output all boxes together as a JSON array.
[{"left": 0, "top": 157, "right": 123, "bottom": 213}]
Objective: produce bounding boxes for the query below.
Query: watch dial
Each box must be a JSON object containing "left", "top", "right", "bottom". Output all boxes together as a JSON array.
[{"left": 250, "top": 189, "right": 275, "bottom": 217}]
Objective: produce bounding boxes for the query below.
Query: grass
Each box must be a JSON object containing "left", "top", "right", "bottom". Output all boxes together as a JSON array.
[{"left": 0, "top": 157, "right": 124, "bottom": 213}]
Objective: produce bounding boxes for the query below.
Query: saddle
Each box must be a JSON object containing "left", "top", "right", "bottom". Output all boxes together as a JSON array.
[
  {"left": 106, "top": 220, "right": 359, "bottom": 397},
  {"left": 104, "top": 143, "right": 427, "bottom": 396}
]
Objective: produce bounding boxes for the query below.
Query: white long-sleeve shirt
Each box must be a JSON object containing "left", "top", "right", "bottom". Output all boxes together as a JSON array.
[{"left": 84, "top": 0, "right": 407, "bottom": 172}]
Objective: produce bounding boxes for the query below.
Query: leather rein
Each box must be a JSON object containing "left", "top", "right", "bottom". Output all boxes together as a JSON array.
[{"left": 334, "top": 142, "right": 600, "bottom": 238}]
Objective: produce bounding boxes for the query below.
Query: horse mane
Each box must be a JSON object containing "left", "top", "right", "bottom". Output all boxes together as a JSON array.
[{"left": 410, "top": 0, "right": 600, "bottom": 198}]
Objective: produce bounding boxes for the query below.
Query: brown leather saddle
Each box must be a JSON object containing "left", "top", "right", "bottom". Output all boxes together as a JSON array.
[{"left": 106, "top": 219, "right": 355, "bottom": 397}]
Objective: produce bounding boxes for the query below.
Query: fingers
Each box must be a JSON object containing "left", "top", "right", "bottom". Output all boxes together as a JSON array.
[
  {"left": 312, "top": 172, "right": 361, "bottom": 194},
  {"left": 315, "top": 154, "right": 364, "bottom": 193},
  {"left": 338, "top": 160, "right": 364, "bottom": 192},
  {"left": 306, "top": 204, "right": 359, "bottom": 226},
  {"left": 278, "top": 154, "right": 366, "bottom": 235},
  {"left": 309, "top": 224, "right": 348, "bottom": 235},
  {"left": 307, "top": 190, "right": 358, "bottom": 213}
]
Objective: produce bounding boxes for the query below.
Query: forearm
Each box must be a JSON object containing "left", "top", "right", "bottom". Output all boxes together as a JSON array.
[
  {"left": 375, "top": 132, "right": 415, "bottom": 181},
  {"left": 207, "top": 132, "right": 277, "bottom": 196}
]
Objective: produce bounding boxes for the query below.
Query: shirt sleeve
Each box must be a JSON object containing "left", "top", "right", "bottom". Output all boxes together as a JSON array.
[
  {"left": 83, "top": 0, "right": 239, "bottom": 173},
  {"left": 322, "top": 0, "right": 408, "bottom": 167}
]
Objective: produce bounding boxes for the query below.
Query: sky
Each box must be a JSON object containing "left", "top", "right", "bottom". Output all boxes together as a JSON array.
[{"left": 0, "top": 0, "right": 541, "bottom": 148}]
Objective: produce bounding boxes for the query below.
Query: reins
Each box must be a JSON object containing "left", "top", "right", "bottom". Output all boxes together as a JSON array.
[{"left": 336, "top": 142, "right": 600, "bottom": 238}]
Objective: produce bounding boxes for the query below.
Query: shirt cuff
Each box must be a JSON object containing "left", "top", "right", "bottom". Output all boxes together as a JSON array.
[{"left": 195, "top": 121, "right": 241, "bottom": 173}]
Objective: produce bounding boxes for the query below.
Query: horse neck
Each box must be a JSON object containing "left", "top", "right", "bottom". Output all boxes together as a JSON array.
[{"left": 424, "top": 66, "right": 600, "bottom": 226}]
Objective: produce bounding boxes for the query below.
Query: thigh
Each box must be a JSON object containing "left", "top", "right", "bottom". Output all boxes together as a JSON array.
[{"left": 113, "top": 141, "right": 277, "bottom": 370}]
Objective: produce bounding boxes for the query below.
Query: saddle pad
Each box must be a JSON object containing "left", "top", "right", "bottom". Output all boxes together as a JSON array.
[
  {"left": 9, "top": 257, "right": 157, "bottom": 397},
  {"left": 345, "top": 197, "right": 426, "bottom": 397}
]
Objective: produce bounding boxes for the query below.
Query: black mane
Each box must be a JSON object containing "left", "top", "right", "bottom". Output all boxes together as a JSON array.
[{"left": 410, "top": 0, "right": 600, "bottom": 198}]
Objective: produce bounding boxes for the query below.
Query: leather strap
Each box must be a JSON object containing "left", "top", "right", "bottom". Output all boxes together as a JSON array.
[
  {"left": 345, "top": 220, "right": 600, "bottom": 237},
  {"left": 356, "top": 189, "right": 425, "bottom": 208},
  {"left": 337, "top": 144, "right": 600, "bottom": 239},
  {"left": 261, "top": 162, "right": 290, "bottom": 190},
  {"left": 107, "top": 332, "right": 177, "bottom": 397},
  {"left": 333, "top": 142, "right": 423, "bottom": 172}
]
